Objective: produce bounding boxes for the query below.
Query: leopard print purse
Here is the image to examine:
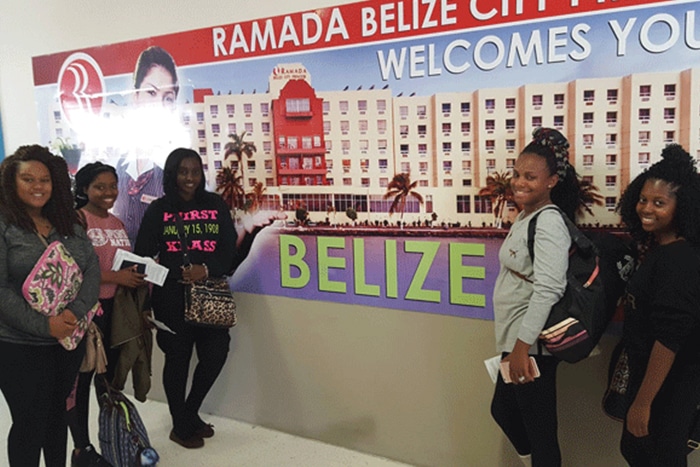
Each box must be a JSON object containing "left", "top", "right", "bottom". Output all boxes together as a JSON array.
[{"left": 184, "top": 278, "right": 237, "bottom": 328}]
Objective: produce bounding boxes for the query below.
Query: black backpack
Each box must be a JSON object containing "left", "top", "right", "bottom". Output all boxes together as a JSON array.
[{"left": 526, "top": 206, "right": 634, "bottom": 363}]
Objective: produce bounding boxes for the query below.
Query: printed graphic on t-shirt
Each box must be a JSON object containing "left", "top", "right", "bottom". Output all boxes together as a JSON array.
[
  {"left": 162, "top": 209, "right": 220, "bottom": 253},
  {"left": 87, "top": 228, "right": 131, "bottom": 248}
]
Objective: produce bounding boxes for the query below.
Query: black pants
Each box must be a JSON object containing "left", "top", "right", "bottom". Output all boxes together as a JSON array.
[
  {"left": 620, "top": 364, "right": 700, "bottom": 467},
  {"left": 156, "top": 325, "right": 230, "bottom": 438},
  {"left": 491, "top": 354, "right": 561, "bottom": 467},
  {"left": 67, "top": 298, "right": 120, "bottom": 450},
  {"left": 0, "top": 340, "right": 85, "bottom": 467}
]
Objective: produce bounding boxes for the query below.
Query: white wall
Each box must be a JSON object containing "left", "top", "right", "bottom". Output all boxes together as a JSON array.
[{"left": 2, "top": 2, "right": 700, "bottom": 466}]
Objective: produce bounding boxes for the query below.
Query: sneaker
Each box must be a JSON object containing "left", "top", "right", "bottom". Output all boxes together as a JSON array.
[
  {"left": 71, "top": 444, "right": 113, "bottom": 467},
  {"left": 169, "top": 429, "right": 205, "bottom": 449},
  {"left": 194, "top": 422, "right": 215, "bottom": 439}
]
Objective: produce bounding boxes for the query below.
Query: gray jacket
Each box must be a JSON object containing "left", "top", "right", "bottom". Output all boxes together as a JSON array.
[{"left": 0, "top": 215, "right": 101, "bottom": 345}]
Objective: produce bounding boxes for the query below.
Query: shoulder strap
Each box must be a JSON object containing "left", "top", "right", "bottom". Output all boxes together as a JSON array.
[
  {"left": 35, "top": 232, "right": 50, "bottom": 248},
  {"left": 526, "top": 206, "right": 559, "bottom": 261},
  {"left": 526, "top": 206, "right": 594, "bottom": 261}
]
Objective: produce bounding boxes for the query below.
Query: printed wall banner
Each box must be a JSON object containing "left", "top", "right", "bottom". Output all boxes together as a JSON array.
[{"left": 32, "top": 0, "right": 700, "bottom": 320}]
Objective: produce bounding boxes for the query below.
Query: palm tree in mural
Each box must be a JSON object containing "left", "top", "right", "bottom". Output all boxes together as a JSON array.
[
  {"left": 384, "top": 172, "right": 424, "bottom": 224},
  {"left": 246, "top": 181, "right": 267, "bottom": 212},
  {"left": 478, "top": 170, "right": 513, "bottom": 228},
  {"left": 215, "top": 166, "right": 245, "bottom": 211},
  {"left": 224, "top": 131, "right": 257, "bottom": 189},
  {"left": 576, "top": 176, "right": 605, "bottom": 218}
]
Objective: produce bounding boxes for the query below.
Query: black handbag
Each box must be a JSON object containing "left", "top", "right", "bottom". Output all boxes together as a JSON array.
[
  {"left": 174, "top": 213, "right": 237, "bottom": 329},
  {"left": 602, "top": 342, "right": 630, "bottom": 422}
]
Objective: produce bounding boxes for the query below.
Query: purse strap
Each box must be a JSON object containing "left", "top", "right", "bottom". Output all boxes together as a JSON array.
[
  {"left": 172, "top": 212, "right": 191, "bottom": 267},
  {"left": 35, "top": 232, "right": 50, "bottom": 249}
]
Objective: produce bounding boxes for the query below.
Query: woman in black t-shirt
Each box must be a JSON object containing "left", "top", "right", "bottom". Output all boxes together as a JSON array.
[{"left": 616, "top": 144, "right": 700, "bottom": 466}]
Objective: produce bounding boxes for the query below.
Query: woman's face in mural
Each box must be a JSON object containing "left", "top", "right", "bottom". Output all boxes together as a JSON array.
[{"left": 134, "top": 65, "right": 177, "bottom": 109}]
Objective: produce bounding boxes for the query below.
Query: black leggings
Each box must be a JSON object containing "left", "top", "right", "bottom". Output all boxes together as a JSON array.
[
  {"left": 490, "top": 354, "right": 561, "bottom": 467},
  {"left": 67, "top": 298, "right": 120, "bottom": 449},
  {"left": 156, "top": 325, "right": 230, "bottom": 438},
  {"left": 0, "top": 340, "right": 85, "bottom": 467}
]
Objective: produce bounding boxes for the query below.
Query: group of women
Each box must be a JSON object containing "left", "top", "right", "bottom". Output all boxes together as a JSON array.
[
  {"left": 492, "top": 128, "right": 700, "bottom": 467},
  {"left": 0, "top": 144, "right": 256, "bottom": 466}
]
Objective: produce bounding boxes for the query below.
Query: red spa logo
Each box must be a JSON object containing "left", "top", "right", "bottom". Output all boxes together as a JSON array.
[{"left": 57, "top": 52, "right": 105, "bottom": 125}]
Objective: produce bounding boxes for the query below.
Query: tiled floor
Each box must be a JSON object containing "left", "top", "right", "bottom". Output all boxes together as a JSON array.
[{"left": 0, "top": 395, "right": 412, "bottom": 466}]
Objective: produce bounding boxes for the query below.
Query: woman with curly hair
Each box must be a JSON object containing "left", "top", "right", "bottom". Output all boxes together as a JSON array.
[
  {"left": 0, "top": 145, "right": 100, "bottom": 466},
  {"left": 614, "top": 144, "right": 700, "bottom": 466},
  {"left": 490, "top": 128, "right": 583, "bottom": 467}
]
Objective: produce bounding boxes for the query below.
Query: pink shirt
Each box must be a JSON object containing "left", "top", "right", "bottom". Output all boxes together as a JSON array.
[{"left": 81, "top": 208, "right": 131, "bottom": 299}]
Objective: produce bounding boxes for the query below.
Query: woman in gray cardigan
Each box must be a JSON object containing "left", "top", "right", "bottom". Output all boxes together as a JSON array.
[{"left": 0, "top": 145, "right": 100, "bottom": 467}]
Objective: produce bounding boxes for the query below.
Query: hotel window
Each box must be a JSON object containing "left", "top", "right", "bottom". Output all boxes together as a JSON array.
[
  {"left": 461, "top": 102, "right": 470, "bottom": 114},
  {"left": 443, "top": 161, "right": 452, "bottom": 173},
  {"left": 639, "top": 131, "right": 650, "bottom": 143},
  {"left": 583, "top": 112, "right": 594, "bottom": 124},
  {"left": 360, "top": 158, "right": 369, "bottom": 171},
  {"left": 582, "top": 175, "right": 593, "bottom": 185},
  {"left": 302, "top": 137, "right": 312, "bottom": 149},
  {"left": 419, "top": 180, "right": 429, "bottom": 187},
  {"left": 505, "top": 119, "right": 515, "bottom": 130},
  {"left": 417, "top": 125, "right": 427, "bottom": 136},
  {"left": 442, "top": 122, "right": 451, "bottom": 134},
  {"left": 607, "top": 89, "right": 618, "bottom": 103},
  {"left": 244, "top": 103, "right": 253, "bottom": 114},
  {"left": 196, "top": 112, "right": 204, "bottom": 123},
  {"left": 553, "top": 115, "right": 564, "bottom": 128},
  {"left": 359, "top": 120, "right": 368, "bottom": 133},
  {"left": 286, "top": 99, "right": 309, "bottom": 114},
  {"left": 249, "top": 177, "right": 258, "bottom": 187},
  {"left": 358, "top": 100, "right": 367, "bottom": 113},
  {"left": 463, "top": 179, "right": 472, "bottom": 187},
  {"left": 606, "top": 175, "right": 616, "bottom": 188},
  {"left": 401, "top": 162, "right": 411, "bottom": 173},
  {"left": 605, "top": 196, "right": 617, "bottom": 211},
  {"left": 213, "top": 142, "right": 221, "bottom": 153},
  {"left": 214, "top": 160, "right": 222, "bottom": 169},
  {"left": 326, "top": 140, "right": 332, "bottom": 151},
  {"left": 457, "top": 195, "right": 471, "bottom": 213},
  {"left": 210, "top": 105, "right": 218, "bottom": 116},
  {"left": 506, "top": 158, "right": 515, "bottom": 169},
  {"left": 377, "top": 99, "right": 387, "bottom": 113},
  {"left": 485, "top": 140, "right": 495, "bottom": 152},
  {"left": 359, "top": 140, "right": 369, "bottom": 152},
  {"left": 323, "top": 121, "right": 331, "bottom": 134},
  {"left": 461, "top": 122, "right": 471, "bottom": 134},
  {"left": 340, "top": 121, "right": 350, "bottom": 134},
  {"left": 244, "top": 122, "right": 253, "bottom": 134},
  {"left": 326, "top": 159, "right": 333, "bottom": 170},
  {"left": 339, "top": 101, "right": 349, "bottom": 113},
  {"left": 288, "top": 137, "right": 298, "bottom": 149},
  {"left": 418, "top": 143, "right": 428, "bottom": 155},
  {"left": 442, "top": 142, "right": 452, "bottom": 153},
  {"left": 606, "top": 111, "right": 617, "bottom": 124},
  {"left": 228, "top": 123, "right": 237, "bottom": 134},
  {"left": 341, "top": 140, "right": 350, "bottom": 154},
  {"left": 361, "top": 178, "right": 370, "bottom": 187},
  {"left": 278, "top": 136, "right": 286, "bottom": 148},
  {"left": 400, "top": 144, "right": 409, "bottom": 156},
  {"left": 639, "top": 152, "right": 650, "bottom": 164},
  {"left": 532, "top": 95, "right": 543, "bottom": 106},
  {"left": 342, "top": 159, "right": 351, "bottom": 172},
  {"left": 322, "top": 101, "right": 330, "bottom": 113},
  {"left": 400, "top": 106, "right": 408, "bottom": 119},
  {"left": 664, "top": 84, "right": 676, "bottom": 98},
  {"left": 400, "top": 125, "right": 409, "bottom": 136},
  {"left": 379, "top": 159, "right": 388, "bottom": 172},
  {"left": 606, "top": 154, "right": 617, "bottom": 166},
  {"left": 182, "top": 114, "right": 190, "bottom": 125},
  {"left": 444, "top": 179, "right": 453, "bottom": 187},
  {"left": 378, "top": 139, "right": 387, "bottom": 150},
  {"left": 377, "top": 119, "right": 387, "bottom": 133},
  {"left": 380, "top": 177, "right": 388, "bottom": 187},
  {"left": 462, "top": 160, "right": 472, "bottom": 173},
  {"left": 583, "top": 154, "right": 594, "bottom": 166},
  {"left": 260, "top": 103, "right": 269, "bottom": 115},
  {"left": 554, "top": 93, "right": 565, "bottom": 106},
  {"left": 247, "top": 160, "right": 256, "bottom": 171},
  {"left": 419, "top": 161, "right": 428, "bottom": 174},
  {"left": 266, "top": 178, "right": 274, "bottom": 186},
  {"left": 343, "top": 178, "right": 352, "bottom": 186},
  {"left": 485, "top": 120, "right": 495, "bottom": 131},
  {"left": 261, "top": 122, "right": 270, "bottom": 134},
  {"left": 665, "top": 131, "right": 675, "bottom": 143},
  {"left": 506, "top": 140, "right": 515, "bottom": 151},
  {"left": 461, "top": 142, "right": 471, "bottom": 153},
  {"left": 199, "top": 147, "right": 206, "bottom": 156},
  {"left": 583, "top": 134, "right": 594, "bottom": 146},
  {"left": 639, "top": 108, "right": 651, "bottom": 122},
  {"left": 264, "top": 160, "right": 273, "bottom": 173},
  {"left": 532, "top": 116, "right": 542, "bottom": 127},
  {"left": 486, "top": 158, "right": 496, "bottom": 172},
  {"left": 417, "top": 105, "right": 427, "bottom": 117},
  {"left": 314, "top": 136, "right": 321, "bottom": 147},
  {"left": 442, "top": 102, "right": 451, "bottom": 114},
  {"left": 664, "top": 108, "right": 675, "bottom": 122},
  {"left": 583, "top": 90, "right": 594, "bottom": 103},
  {"left": 639, "top": 85, "right": 651, "bottom": 98},
  {"left": 197, "top": 130, "right": 206, "bottom": 139},
  {"left": 505, "top": 98, "right": 516, "bottom": 110},
  {"left": 485, "top": 99, "right": 495, "bottom": 110},
  {"left": 606, "top": 133, "right": 617, "bottom": 145}
]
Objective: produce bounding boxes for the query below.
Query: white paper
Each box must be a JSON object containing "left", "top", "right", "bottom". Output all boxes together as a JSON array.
[
  {"left": 147, "top": 315, "right": 176, "bottom": 334},
  {"left": 111, "top": 249, "right": 169, "bottom": 287},
  {"left": 484, "top": 355, "right": 502, "bottom": 384}
]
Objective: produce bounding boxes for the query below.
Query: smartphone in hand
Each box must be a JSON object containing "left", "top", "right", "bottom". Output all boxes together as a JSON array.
[{"left": 499, "top": 357, "right": 541, "bottom": 383}]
